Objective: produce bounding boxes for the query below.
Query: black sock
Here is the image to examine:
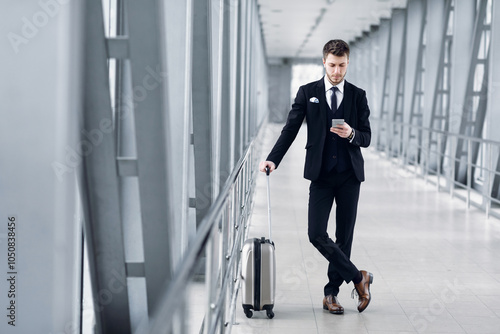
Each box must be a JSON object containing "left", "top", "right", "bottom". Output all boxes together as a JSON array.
[{"left": 352, "top": 271, "right": 362, "bottom": 284}]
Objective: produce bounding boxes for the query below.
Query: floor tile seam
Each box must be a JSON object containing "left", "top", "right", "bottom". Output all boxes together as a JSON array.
[
  {"left": 446, "top": 310, "right": 475, "bottom": 334},
  {"left": 397, "top": 300, "right": 457, "bottom": 333},
  {"left": 446, "top": 292, "right": 500, "bottom": 323},
  {"left": 372, "top": 269, "right": 420, "bottom": 333},
  {"left": 382, "top": 264, "right": 455, "bottom": 334},
  {"left": 417, "top": 261, "right": 500, "bottom": 307},
  {"left": 399, "top": 270, "right": 471, "bottom": 334},
  {"left": 414, "top": 265, "right": 470, "bottom": 306},
  {"left": 443, "top": 242, "right": 494, "bottom": 272}
]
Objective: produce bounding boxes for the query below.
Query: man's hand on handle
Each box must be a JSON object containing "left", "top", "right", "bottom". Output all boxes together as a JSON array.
[{"left": 259, "top": 161, "right": 276, "bottom": 174}]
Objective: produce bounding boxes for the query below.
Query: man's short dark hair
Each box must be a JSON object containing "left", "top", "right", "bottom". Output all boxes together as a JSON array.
[{"left": 323, "top": 39, "right": 350, "bottom": 59}]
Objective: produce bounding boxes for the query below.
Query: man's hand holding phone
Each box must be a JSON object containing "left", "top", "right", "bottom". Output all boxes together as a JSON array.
[{"left": 330, "top": 119, "right": 353, "bottom": 139}]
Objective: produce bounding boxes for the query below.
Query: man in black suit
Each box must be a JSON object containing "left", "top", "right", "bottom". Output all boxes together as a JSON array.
[{"left": 259, "top": 39, "right": 373, "bottom": 314}]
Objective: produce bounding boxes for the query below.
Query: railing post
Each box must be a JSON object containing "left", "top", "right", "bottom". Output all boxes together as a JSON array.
[
  {"left": 425, "top": 128, "right": 430, "bottom": 182},
  {"left": 204, "top": 227, "right": 214, "bottom": 334},
  {"left": 486, "top": 144, "right": 492, "bottom": 219},
  {"left": 417, "top": 126, "right": 422, "bottom": 175},
  {"left": 402, "top": 123, "right": 406, "bottom": 168},
  {"left": 220, "top": 207, "right": 229, "bottom": 333},
  {"left": 398, "top": 122, "right": 403, "bottom": 167},
  {"left": 437, "top": 132, "right": 442, "bottom": 191},
  {"left": 450, "top": 136, "right": 456, "bottom": 198},
  {"left": 467, "top": 139, "right": 472, "bottom": 209}
]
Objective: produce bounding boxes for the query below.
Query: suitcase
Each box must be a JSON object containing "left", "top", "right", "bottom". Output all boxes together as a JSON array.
[{"left": 241, "top": 168, "right": 275, "bottom": 319}]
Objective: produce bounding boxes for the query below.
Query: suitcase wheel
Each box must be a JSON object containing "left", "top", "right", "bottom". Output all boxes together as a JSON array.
[
  {"left": 244, "top": 309, "right": 253, "bottom": 318},
  {"left": 266, "top": 309, "right": 274, "bottom": 319}
]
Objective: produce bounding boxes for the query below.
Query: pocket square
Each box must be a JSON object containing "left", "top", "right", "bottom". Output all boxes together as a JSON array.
[{"left": 309, "top": 97, "right": 319, "bottom": 103}]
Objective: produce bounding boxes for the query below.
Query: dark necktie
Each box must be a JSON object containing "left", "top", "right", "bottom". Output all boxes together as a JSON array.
[
  {"left": 331, "top": 86, "right": 338, "bottom": 112},
  {"left": 323, "top": 86, "right": 339, "bottom": 173}
]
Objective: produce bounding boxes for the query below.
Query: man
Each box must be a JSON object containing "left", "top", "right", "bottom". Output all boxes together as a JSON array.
[{"left": 259, "top": 39, "right": 373, "bottom": 314}]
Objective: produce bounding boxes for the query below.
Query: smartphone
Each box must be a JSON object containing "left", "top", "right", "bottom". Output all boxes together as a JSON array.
[{"left": 332, "top": 119, "right": 344, "bottom": 127}]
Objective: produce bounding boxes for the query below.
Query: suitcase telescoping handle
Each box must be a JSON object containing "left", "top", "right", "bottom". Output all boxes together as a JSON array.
[{"left": 265, "top": 167, "right": 272, "bottom": 242}]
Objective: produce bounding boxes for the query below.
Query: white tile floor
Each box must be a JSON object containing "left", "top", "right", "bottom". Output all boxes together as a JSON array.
[{"left": 231, "top": 123, "right": 500, "bottom": 334}]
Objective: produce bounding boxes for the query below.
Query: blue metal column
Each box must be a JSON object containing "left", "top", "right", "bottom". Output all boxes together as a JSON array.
[
  {"left": 455, "top": 0, "right": 492, "bottom": 183},
  {"left": 449, "top": 0, "right": 475, "bottom": 135},
  {"left": 126, "top": 0, "right": 174, "bottom": 318},
  {"left": 268, "top": 59, "right": 293, "bottom": 123},
  {"left": 81, "top": 0, "right": 132, "bottom": 332},
  {"left": 390, "top": 8, "right": 408, "bottom": 157},
  {"left": 366, "top": 25, "right": 381, "bottom": 124},
  {"left": 162, "top": 0, "right": 194, "bottom": 270},
  {"left": 404, "top": 0, "right": 426, "bottom": 164},
  {"left": 489, "top": 1, "right": 500, "bottom": 200},
  {"left": 423, "top": 0, "right": 447, "bottom": 128},
  {"left": 192, "top": 0, "right": 215, "bottom": 225},
  {"left": 219, "top": 0, "right": 237, "bottom": 188},
  {"left": 375, "top": 18, "right": 391, "bottom": 151},
  {"left": 427, "top": 0, "right": 454, "bottom": 171}
]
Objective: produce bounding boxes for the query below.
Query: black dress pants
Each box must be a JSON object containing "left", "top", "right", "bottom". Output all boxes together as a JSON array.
[{"left": 308, "top": 169, "right": 361, "bottom": 297}]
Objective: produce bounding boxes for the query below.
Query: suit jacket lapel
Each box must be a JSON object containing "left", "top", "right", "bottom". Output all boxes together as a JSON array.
[
  {"left": 343, "top": 80, "right": 352, "bottom": 122},
  {"left": 317, "top": 78, "right": 328, "bottom": 127}
]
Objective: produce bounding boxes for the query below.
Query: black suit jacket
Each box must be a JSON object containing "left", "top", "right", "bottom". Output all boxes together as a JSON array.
[{"left": 267, "top": 78, "right": 371, "bottom": 182}]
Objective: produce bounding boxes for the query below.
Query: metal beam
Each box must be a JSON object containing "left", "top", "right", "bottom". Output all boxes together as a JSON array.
[
  {"left": 234, "top": 0, "right": 247, "bottom": 161},
  {"left": 162, "top": 0, "right": 193, "bottom": 271},
  {"left": 423, "top": 0, "right": 446, "bottom": 128},
  {"left": 428, "top": 0, "right": 454, "bottom": 171},
  {"left": 192, "top": 0, "right": 215, "bottom": 225},
  {"left": 388, "top": 8, "right": 407, "bottom": 124},
  {"left": 455, "top": 0, "right": 492, "bottom": 183},
  {"left": 488, "top": 0, "right": 500, "bottom": 200},
  {"left": 82, "top": 0, "right": 131, "bottom": 332},
  {"left": 390, "top": 8, "right": 408, "bottom": 156},
  {"left": 220, "top": 0, "right": 233, "bottom": 187},
  {"left": 404, "top": 0, "right": 426, "bottom": 164},
  {"left": 229, "top": 0, "right": 240, "bottom": 168},
  {"left": 366, "top": 25, "right": 380, "bottom": 122},
  {"left": 126, "top": 0, "right": 173, "bottom": 315},
  {"left": 107, "top": 36, "right": 130, "bottom": 59},
  {"left": 449, "top": 0, "right": 475, "bottom": 135},
  {"left": 376, "top": 18, "right": 391, "bottom": 151},
  {"left": 268, "top": 61, "right": 292, "bottom": 123}
]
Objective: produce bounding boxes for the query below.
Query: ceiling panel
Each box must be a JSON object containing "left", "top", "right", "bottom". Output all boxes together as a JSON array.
[{"left": 257, "top": 0, "right": 408, "bottom": 59}]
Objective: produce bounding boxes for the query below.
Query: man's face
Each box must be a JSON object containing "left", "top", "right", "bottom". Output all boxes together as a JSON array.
[{"left": 323, "top": 53, "right": 349, "bottom": 86}]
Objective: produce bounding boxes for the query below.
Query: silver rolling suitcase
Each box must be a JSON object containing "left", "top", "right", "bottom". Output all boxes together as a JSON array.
[{"left": 241, "top": 168, "right": 275, "bottom": 319}]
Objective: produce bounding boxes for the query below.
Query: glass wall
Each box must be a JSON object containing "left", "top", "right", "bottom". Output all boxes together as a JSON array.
[{"left": 350, "top": 0, "right": 500, "bottom": 217}]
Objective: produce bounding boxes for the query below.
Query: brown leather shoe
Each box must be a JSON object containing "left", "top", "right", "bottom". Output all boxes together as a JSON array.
[
  {"left": 323, "top": 295, "right": 344, "bottom": 314},
  {"left": 352, "top": 270, "right": 373, "bottom": 312}
]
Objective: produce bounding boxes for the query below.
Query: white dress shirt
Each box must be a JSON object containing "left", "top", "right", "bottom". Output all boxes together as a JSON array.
[
  {"left": 323, "top": 77, "right": 355, "bottom": 142},
  {"left": 324, "top": 76, "right": 344, "bottom": 110}
]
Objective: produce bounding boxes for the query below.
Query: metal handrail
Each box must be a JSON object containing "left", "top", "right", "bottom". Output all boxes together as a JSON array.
[
  {"left": 373, "top": 117, "right": 500, "bottom": 146},
  {"left": 372, "top": 117, "right": 500, "bottom": 218},
  {"left": 137, "top": 125, "right": 264, "bottom": 334}
]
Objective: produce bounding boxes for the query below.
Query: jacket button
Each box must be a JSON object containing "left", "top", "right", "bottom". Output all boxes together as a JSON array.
[{"left": 333, "top": 155, "right": 337, "bottom": 159}]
